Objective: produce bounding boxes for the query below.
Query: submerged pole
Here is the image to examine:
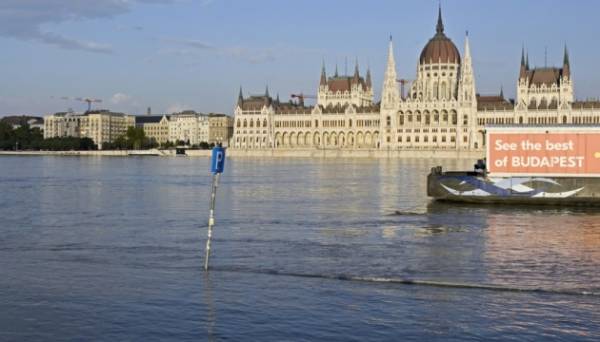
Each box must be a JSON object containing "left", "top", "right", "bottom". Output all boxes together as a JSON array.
[{"left": 204, "top": 145, "right": 226, "bottom": 271}]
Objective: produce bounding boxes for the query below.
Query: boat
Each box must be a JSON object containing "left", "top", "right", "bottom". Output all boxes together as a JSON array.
[{"left": 428, "top": 126, "right": 600, "bottom": 206}]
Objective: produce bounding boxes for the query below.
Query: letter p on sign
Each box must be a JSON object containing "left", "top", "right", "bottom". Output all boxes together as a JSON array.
[{"left": 211, "top": 146, "right": 225, "bottom": 174}]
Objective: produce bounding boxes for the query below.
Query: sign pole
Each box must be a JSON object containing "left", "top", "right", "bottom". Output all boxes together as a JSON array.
[{"left": 204, "top": 145, "right": 225, "bottom": 271}]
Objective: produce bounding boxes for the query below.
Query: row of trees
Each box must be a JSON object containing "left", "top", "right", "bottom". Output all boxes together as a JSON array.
[
  {"left": 0, "top": 121, "right": 98, "bottom": 151},
  {"left": 102, "top": 127, "right": 159, "bottom": 150}
]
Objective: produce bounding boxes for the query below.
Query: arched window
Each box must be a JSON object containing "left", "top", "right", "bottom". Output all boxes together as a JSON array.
[
  {"left": 256, "top": 119, "right": 260, "bottom": 128},
  {"left": 529, "top": 98, "right": 537, "bottom": 109},
  {"left": 249, "top": 119, "right": 254, "bottom": 127},
  {"left": 433, "top": 82, "right": 439, "bottom": 99},
  {"left": 236, "top": 119, "right": 241, "bottom": 127},
  {"left": 243, "top": 119, "right": 247, "bottom": 127},
  {"left": 441, "top": 82, "right": 447, "bottom": 100},
  {"left": 263, "top": 119, "right": 268, "bottom": 127}
]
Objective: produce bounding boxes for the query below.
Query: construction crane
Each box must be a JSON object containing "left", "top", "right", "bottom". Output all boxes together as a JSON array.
[
  {"left": 75, "top": 97, "right": 103, "bottom": 112},
  {"left": 396, "top": 79, "right": 413, "bottom": 100},
  {"left": 55, "top": 96, "right": 103, "bottom": 112},
  {"left": 290, "top": 93, "right": 316, "bottom": 106}
]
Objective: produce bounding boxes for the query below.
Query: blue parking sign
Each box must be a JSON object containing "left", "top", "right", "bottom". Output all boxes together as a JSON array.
[{"left": 211, "top": 146, "right": 225, "bottom": 174}]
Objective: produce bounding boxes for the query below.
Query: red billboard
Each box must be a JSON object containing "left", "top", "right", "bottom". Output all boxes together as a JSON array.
[{"left": 487, "top": 131, "right": 600, "bottom": 176}]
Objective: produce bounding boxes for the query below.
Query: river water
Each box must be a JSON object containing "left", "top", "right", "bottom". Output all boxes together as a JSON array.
[{"left": 1, "top": 156, "right": 599, "bottom": 341}]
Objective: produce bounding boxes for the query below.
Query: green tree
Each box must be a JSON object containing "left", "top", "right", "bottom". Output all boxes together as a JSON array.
[{"left": 126, "top": 127, "right": 146, "bottom": 150}]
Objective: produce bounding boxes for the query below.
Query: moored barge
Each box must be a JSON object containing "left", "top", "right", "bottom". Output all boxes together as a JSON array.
[{"left": 428, "top": 126, "right": 600, "bottom": 205}]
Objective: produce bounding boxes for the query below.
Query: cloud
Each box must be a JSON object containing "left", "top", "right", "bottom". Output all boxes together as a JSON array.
[
  {"left": 166, "top": 103, "right": 192, "bottom": 114},
  {"left": 161, "top": 37, "right": 280, "bottom": 64},
  {"left": 0, "top": 0, "right": 177, "bottom": 54},
  {"left": 110, "top": 92, "right": 133, "bottom": 105}
]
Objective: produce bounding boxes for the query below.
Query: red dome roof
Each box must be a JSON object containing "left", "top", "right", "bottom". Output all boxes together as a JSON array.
[{"left": 419, "top": 7, "right": 461, "bottom": 65}]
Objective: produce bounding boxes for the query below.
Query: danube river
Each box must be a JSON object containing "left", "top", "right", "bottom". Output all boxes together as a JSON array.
[{"left": 1, "top": 156, "right": 599, "bottom": 341}]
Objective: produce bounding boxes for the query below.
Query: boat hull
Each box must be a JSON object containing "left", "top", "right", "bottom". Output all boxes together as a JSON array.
[{"left": 427, "top": 167, "right": 600, "bottom": 206}]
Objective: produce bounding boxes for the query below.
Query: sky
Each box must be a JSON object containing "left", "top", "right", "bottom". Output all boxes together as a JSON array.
[{"left": 1, "top": 0, "right": 600, "bottom": 117}]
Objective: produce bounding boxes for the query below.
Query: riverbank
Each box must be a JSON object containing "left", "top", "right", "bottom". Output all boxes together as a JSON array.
[{"left": 0, "top": 148, "right": 484, "bottom": 159}]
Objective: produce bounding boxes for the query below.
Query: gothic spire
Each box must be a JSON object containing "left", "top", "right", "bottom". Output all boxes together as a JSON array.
[
  {"left": 381, "top": 36, "right": 399, "bottom": 108},
  {"left": 458, "top": 31, "right": 476, "bottom": 103},
  {"left": 500, "top": 85, "right": 504, "bottom": 98},
  {"left": 353, "top": 59, "right": 360, "bottom": 83},
  {"left": 366, "top": 66, "right": 372, "bottom": 88},
  {"left": 563, "top": 44, "right": 570, "bottom": 77},
  {"left": 525, "top": 51, "right": 529, "bottom": 70},
  {"left": 520, "top": 45, "right": 527, "bottom": 78},
  {"left": 237, "top": 86, "right": 243, "bottom": 106},
  {"left": 320, "top": 60, "right": 327, "bottom": 86},
  {"left": 334, "top": 63, "right": 339, "bottom": 77},
  {"left": 263, "top": 85, "right": 270, "bottom": 106},
  {"left": 436, "top": 4, "right": 444, "bottom": 34}
]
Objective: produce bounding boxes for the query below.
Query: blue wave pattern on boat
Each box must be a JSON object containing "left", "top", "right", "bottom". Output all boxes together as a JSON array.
[{"left": 439, "top": 175, "right": 584, "bottom": 198}]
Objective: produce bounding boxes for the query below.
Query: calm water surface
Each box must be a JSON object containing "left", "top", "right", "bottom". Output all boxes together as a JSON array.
[{"left": 1, "top": 156, "right": 599, "bottom": 341}]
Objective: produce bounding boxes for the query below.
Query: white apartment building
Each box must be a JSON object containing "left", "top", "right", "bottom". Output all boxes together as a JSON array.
[
  {"left": 44, "top": 110, "right": 135, "bottom": 149},
  {"left": 168, "top": 111, "right": 210, "bottom": 146}
]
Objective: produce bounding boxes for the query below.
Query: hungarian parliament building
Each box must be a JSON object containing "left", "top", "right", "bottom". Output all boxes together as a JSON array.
[{"left": 232, "top": 8, "right": 600, "bottom": 151}]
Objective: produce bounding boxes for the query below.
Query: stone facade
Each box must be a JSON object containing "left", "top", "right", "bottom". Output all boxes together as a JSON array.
[
  {"left": 44, "top": 113, "right": 83, "bottom": 139},
  {"left": 207, "top": 114, "right": 233, "bottom": 146},
  {"left": 44, "top": 110, "right": 135, "bottom": 149},
  {"left": 136, "top": 115, "right": 171, "bottom": 145},
  {"left": 232, "top": 7, "right": 600, "bottom": 152}
]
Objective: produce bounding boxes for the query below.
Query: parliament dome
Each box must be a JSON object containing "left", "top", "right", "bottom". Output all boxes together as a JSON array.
[{"left": 419, "top": 8, "right": 461, "bottom": 65}]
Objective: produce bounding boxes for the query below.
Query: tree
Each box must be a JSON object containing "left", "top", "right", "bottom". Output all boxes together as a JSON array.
[{"left": 126, "top": 126, "right": 146, "bottom": 150}]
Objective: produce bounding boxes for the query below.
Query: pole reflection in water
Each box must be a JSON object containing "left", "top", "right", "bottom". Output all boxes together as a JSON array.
[{"left": 202, "top": 273, "right": 217, "bottom": 342}]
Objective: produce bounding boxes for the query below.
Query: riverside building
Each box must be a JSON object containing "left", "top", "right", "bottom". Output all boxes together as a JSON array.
[
  {"left": 232, "top": 7, "right": 600, "bottom": 151},
  {"left": 44, "top": 110, "right": 135, "bottom": 149},
  {"left": 135, "top": 115, "right": 171, "bottom": 145}
]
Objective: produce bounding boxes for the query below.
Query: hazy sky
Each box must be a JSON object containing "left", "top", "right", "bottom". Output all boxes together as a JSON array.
[{"left": 1, "top": 0, "right": 600, "bottom": 116}]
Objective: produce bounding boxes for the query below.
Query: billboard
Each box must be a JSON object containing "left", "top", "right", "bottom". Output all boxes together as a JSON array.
[{"left": 487, "top": 131, "right": 600, "bottom": 176}]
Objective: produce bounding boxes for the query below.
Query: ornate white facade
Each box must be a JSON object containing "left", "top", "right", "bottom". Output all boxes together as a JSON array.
[{"left": 232, "top": 7, "right": 600, "bottom": 151}]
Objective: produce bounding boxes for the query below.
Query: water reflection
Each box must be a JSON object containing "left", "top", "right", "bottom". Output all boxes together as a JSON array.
[{"left": 201, "top": 273, "right": 217, "bottom": 342}]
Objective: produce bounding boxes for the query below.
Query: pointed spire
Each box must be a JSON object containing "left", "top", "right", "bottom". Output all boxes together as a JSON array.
[
  {"left": 436, "top": 3, "right": 444, "bottom": 34},
  {"left": 366, "top": 66, "right": 372, "bottom": 88},
  {"left": 387, "top": 36, "right": 396, "bottom": 68},
  {"left": 352, "top": 59, "right": 360, "bottom": 83},
  {"left": 237, "top": 86, "right": 243, "bottom": 106},
  {"left": 500, "top": 85, "right": 504, "bottom": 98},
  {"left": 525, "top": 51, "right": 529, "bottom": 70},
  {"left": 382, "top": 36, "right": 399, "bottom": 107},
  {"left": 520, "top": 45, "right": 527, "bottom": 78},
  {"left": 263, "top": 85, "right": 270, "bottom": 106},
  {"left": 276, "top": 93, "right": 280, "bottom": 103},
  {"left": 459, "top": 30, "right": 476, "bottom": 103},
  {"left": 320, "top": 60, "right": 327, "bottom": 85},
  {"left": 464, "top": 31, "right": 472, "bottom": 61},
  {"left": 334, "top": 63, "right": 339, "bottom": 77},
  {"left": 563, "top": 44, "right": 570, "bottom": 77}
]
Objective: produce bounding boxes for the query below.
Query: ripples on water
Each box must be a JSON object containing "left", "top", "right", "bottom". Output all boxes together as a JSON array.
[{"left": 0, "top": 156, "right": 599, "bottom": 341}]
